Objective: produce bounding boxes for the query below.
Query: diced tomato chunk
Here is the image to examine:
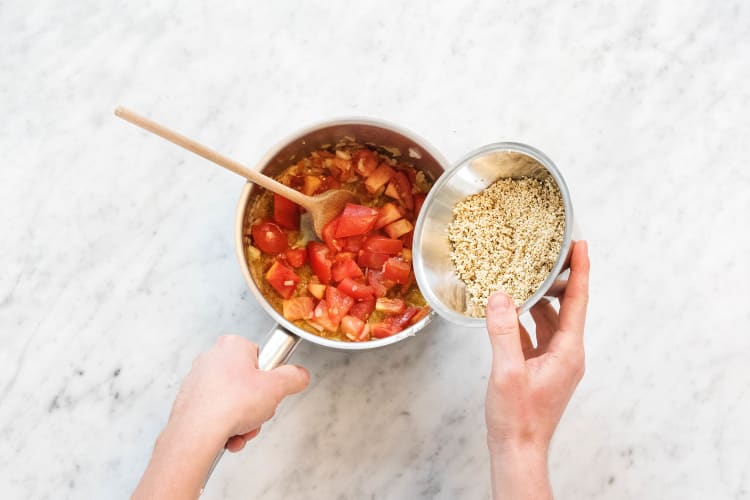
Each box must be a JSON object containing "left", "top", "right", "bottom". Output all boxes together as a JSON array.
[
  {"left": 331, "top": 257, "right": 364, "bottom": 282},
  {"left": 389, "top": 307, "right": 419, "bottom": 329},
  {"left": 383, "top": 257, "right": 411, "bottom": 285},
  {"left": 341, "top": 315, "right": 367, "bottom": 341},
  {"left": 325, "top": 286, "right": 354, "bottom": 325},
  {"left": 367, "top": 269, "right": 393, "bottom": 298},
  {"left": 307, "top": 242, "right": 332, "bottom": 284},
  {"left": 334, "top": 204, "right": 379, "bottom": 238},
  {"left": 349, "top": 299, "right": 375, "bottom": 321},
  {"left": 282, "top": 296, "right": 314, "bottom": 321},
  {"left": 386, "top": 172, "right": 414, "bottom": 211},
  {"left": 322, "top": 217, "right": 345, "bottom": 253},
  {"left": 308, "top": 282, "right": 326, "bottom": 299},
  {"left": 384, "top": 218, "right": 414, "bottom": 239},
  {"left": 310, "top": 300, "right": 339, "bottom": 332},
  {"left": 337, "top": 277, "right": 375, "bottom": 300},
  {"left": 252, "top": 221, "right": 289, "bottom": 255},
  {"left": 363, "top": 236, "right": 402, "bottom": 255},
  {"left": 330, "top": 156, "right": 353, "bottom": 182},
  {"left": 374, "top": 202, "right": 404, "bottom": 229},
  {"left": 401, "top": 231, "right": 414, "bottom": 249},
  {"left": 273, "top": 194, "right": 300, "bottom": 230},
  {"left": 353, "top": 149, "right": 379, "bottom": 177},
  {"left": 285, "top": 248, "right": 307, "bottom": 268},
  {"left": 364, "top": 163, "right": 395, "bottom": 194},
  {"left": 371, "top": 322, "right": 400, "bottom": 338},
  {"left": 265, "top": 261, "right": 300, "bottom": 299},
  {"left": 357, "top": 250, "right": 390, "bottom": 269},
  {"left": 343, "top": 235, "right": 367, "bottom": 252},
  {"left": 409, "top": 307, "right": 430, "bottom": 325},
  {"left": 376, "top": 297, "right": 406, "bottom": 315}
]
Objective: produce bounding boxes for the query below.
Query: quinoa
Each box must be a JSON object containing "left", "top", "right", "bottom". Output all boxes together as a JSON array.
[{"left": 447, "top": 177, "right": 565, "bottom": 317}]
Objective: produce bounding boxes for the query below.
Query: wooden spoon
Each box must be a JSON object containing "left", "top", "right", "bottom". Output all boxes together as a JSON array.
[{"left": 114, "top": 107, "right": 356, "bottom": 238}]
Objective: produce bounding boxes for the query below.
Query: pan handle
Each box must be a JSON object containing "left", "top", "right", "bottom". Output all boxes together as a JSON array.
[{"left": 200, "top": 324, "right": 302, "bottom": 495}]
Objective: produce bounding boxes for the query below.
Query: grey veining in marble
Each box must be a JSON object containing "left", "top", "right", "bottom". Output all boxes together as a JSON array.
[{"left": 1, "top": 1, "right": 749, "bottom": 499}]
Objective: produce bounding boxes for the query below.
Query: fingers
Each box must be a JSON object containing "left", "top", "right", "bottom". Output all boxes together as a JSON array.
[
  {"left": 225, "top": 435, "right": 247, "bottom": 453},
  {"left": 519, "top": 323, "right": 535, "bottom": 359},
  {"left": 558, "top": 241, "right": 590, "bottom": 337},
  {"left": 216, "top": 335, "right": 259, "bottom": 368},
  {"left": 485, "top": 292, "right": 524, "bottom": 368},
  {"left": 269, "top": 364, "right": 310, "bottom": 397},
  {"left": 530, "top": 300, "right": 558, "bottom": 350}
]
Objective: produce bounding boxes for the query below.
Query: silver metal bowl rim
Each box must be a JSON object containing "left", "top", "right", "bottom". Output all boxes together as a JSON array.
[
  {"left": 412, "top": 141, "right": 574, "bottom": 328},
  {"left": 235, "top": 117, "right": 450, "bottom": 350}
]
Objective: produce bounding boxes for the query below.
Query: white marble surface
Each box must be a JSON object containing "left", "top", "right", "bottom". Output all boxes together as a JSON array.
[{"left": 1, "top": 1, "right": 749, "bottom": 498}]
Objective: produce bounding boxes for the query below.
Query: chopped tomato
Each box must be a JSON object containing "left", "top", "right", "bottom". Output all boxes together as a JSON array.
[
  {"left": 331, "top": 256, "right": 364, "bottom": 282},
  {"left": 385, "top": 172, "right": 414, "bottom": 211},
  {"left": 367, "top": 269, "right": 393, "bottom": 297},
  {"left": 310, "top": 300, "right": 339, "bottom": 332},
  {"left": 384, "top": 218, "right": 414, "bottom": 239},
  {"left": 409, "top": 307, "right": 430, "bottom": 325},
  {"left": 322, "top": 217, "right": 345, "bottom": 253},
  {"left": 308, "top": 282, "right": 326, "bottom": 300},
  {"left": 363, "top": 235, "right": 402, "bottom": 255},
  {"left": 353, "top": 149, "right": 378, "bottom": 177},
  {"left": 265, "top": 261, "right": 300, "bottom": 299},
  {"left": 252, "top": 221, "right": 289, "bottom": 255},
  {"left": 349, "top": 299, "right": 375, "bottom": 321},
  {"left": 364, "top": 163, "right": 395, "bottom": 194},
  {"left": 343, "top": 235, "right": 367, "bottom": 252},
  {"left": 302, "top": 176, "right": 323, "bottom": 196},
  {"left": 321, "top": 176, "right": 342, "bottom": 192},
  {"left": 414, "top": 193, "right": 426, "bottom": 215},
  {"left": 273, "top": 194, "right": 300, "bottom": 230},
  {"left": 307, "top": 242, "right": 332, "bottom": 284},
  {"left": 334, "top": 204, "right": 379, "bottom": 238},
  {"left": 383, "top": 257, "right": 411, "bottom": 284},
  {"left": 282, "top": 297, "right": 314, "bottom": 321},
  {"left": 389, "top": 307, "right": 419, "bottom": 329},
  {"left": 376, "top": 297, "right": 406, "bottom": 315},
  {"left": 371, "top": 322, "right": 400, "bottom": 338},
  {"left": 374, "top": 202, "right": 404, "bottom": 229},
  {"left": 325, "top": 286, "right": 354, "bottom": 325},
  {"left": 357, "top": 250, "right": 390, "bottom": 269},
  {"left": 337, "top": 277, "right": 375, "bottom": 300},
  {"left": 285, "top": 248, "right": 307, "bottom": 268},
  {"left": 330, "top": 157, "right": 353, "bottom": 182},
  {"left": 400, "top": 248, "right": 412, "bottom": 262},
  {"left": 341, "top": 315, "right": 367, "bottom": 341}
]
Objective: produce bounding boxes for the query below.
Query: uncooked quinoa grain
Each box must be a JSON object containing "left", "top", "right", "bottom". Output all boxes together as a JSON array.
[{"left": 448, "top": 177, "right": 565, "bottom": 317}]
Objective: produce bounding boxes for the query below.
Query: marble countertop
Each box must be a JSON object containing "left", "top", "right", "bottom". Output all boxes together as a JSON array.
[{"left": 2, "top": 1, "right": 749, "bottom": 498}]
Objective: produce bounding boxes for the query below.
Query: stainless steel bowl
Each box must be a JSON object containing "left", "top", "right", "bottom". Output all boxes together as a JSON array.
[{"left": 412, "top": 142, "right": 575, "bottom": 327}]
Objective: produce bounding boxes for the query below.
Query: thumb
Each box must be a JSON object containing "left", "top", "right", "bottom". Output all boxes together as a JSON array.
[
  {"left": 486, "top": 293, "right": 524, "bottom": 368},
  {"left": 269, "top": 364, "right": 310, "bottom": 397}
]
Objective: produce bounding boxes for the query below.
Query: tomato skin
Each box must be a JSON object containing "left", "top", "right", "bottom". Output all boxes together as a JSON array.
[
  {"left": 285, "top": 248, "right": 307, "bottom": 268},
  {"left": 389, "top": 307, "right": 419, "bottom": 329},
  {"left": 376, "top": 297, "right": 406, "bottom": 315},
  {"left": 367, "top": 269, "right": 393, "bottom": 297},
  {"left": 273, "top": 194, "right": 300, "bottom": 230},
  {"left": 401, "top": 231, "right": 414, "bottom": 249},
  {"left": 414, "top": 193, "right": 426, "bottom": 216},
  {"left": 409, "top": 307, "right": 430, "bottom": 325},
  {"left": 282, "top": 296, "right": 314, "bottom": 321},
  {"left": 353, "top": 149, "right": 379, "bottom": 177},
  {"left": 265, "top": 261, "right": 300, "bottom": 299},
  {"left": 357, "top": 250, "right": 390, "bottom": 269},
  {"left": 331, "top": 257, "right": 364, "bottom": 282},
  {"left": 363, "top": 236, "right": 403, "bottom": 255},
  {"left": 334, "top": 204, "right": 379, "bottom": 238},
  {"left": 341, "top": 315, "right": 367, "bottom": 341},
  {"left": 307, "top": 242, "right": 332, "bottom": 284},
  {"left": 383, "top": 257, "right": 411, "bottom": 284},
  {"left": 337, "top": 277, "right": 375, "bottom": 300},
  {"left": 385, "top": 172, "right": 414, "bottom": 211},
  {"left": 325, "top": 286, "right": 354, "bottom": 325},
  {"left": 374, "top": 202, "right": 404, "bottom": 229},
  {"left": 349, "top": 299, "right": 375, "bottom": 321},
  {"left": 343, "top": 235, "right": 367, "bottom": 252},
  {"left": 252, "top": 221, "right": 289, "bottom": 255}
]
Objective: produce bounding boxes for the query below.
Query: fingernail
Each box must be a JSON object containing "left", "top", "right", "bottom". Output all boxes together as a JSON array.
[{"left": 489, "top": 292, "right": 512, "bottom": 309}]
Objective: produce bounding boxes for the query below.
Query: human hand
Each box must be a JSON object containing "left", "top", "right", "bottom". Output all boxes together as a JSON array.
[
  {"left": 485, "top": 241, "right": 589, "bottom": 499},
  {"left": 168, "top": 334, "right": 310, "bottom": 452}
]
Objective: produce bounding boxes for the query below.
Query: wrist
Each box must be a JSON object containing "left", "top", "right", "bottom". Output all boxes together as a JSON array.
[{"left": 488, "top": 439, "right": 552, "bottom": 500}]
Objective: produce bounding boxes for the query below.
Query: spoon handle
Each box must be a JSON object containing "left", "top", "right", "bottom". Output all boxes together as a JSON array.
[{"left": 114, "top": 107, "right": 312, "bottom": 208}]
